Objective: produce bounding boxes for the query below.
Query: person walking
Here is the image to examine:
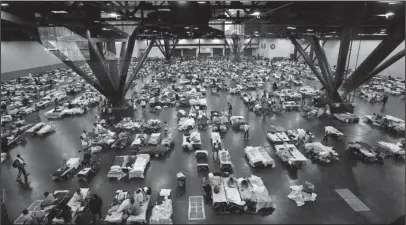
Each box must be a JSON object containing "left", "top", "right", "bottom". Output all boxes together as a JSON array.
[
  {"left": 243, "top": 123, "right": 250, "bottom": 139},
  {"left": 382, "top": 94, "right": 388, "bottom": 107},
  {"left": 89, "top": 194, "right": 103, "bottom": 225},
  {"left": 13, "top": 154, "right": 29, "bottom": 183},
  {"left": 228, "top": 103, "right": 233, "bottom": 116}
]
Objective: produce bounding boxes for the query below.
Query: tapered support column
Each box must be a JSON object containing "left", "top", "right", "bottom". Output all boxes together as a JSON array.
[
  {"left": 290, "top": 36, "right": 329, "bottom": 92},
  {"left": 231, "top": 35, "right": 243, "bottom": 62},
  {"left": 334, "top": 26, "right": 353, "bottom": 89},
  {"left": 340, "top": 12, "right": 405, "bottom": 97},
  {"left": 48, "top": 50, "right": 105, "bottom": 95},
  {"left": 363, "top": 49, "right": 405, "bottom": 83},
  {"left": 123, "top": 38, "right": 155, "bottom": 96},
  {"left": 309, "top": 36, "right": 334, "bottom": 93},
  {"left": 118, "top": 27, "right": 141, "bottom": 98}
]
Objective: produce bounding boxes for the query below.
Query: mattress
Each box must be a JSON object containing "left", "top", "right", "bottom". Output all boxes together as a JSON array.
[
  {"left": 149, "top": 199, "right": 173, "bottom": 224},
  {"left": 53, "top": 188, "right": 89, "bottom": 224},
  {"left": 26, "top": 122, "right": 45, "bottom": 133},
  {"left": 248, "top": 175, "right": 275, "bottom": 212},
  {"left": 127, "top": 196, "right": 151, "bottom": 224},
  {"left": 129, "top": 154, "right": 150, "bottom": 179},
  {"left": 161, "top": 133, "right": 175, "bottom": 146},
  {"left": 275, "top": 132, "right": 290, "bottom": 142},
  {"left": 104, "top": 191, "right": 130, "bottom": 223},
  {"left": 222, "top": 178, "right": 245, "bottom": 206},
  {"left": 208, "top": 175, "right": 227, "bottom": 205},
  {"left": 131, "top": 134, "right": 148, "bottom": 147},
  {"left": 267, "top": 132, "right": 282, "bottom": 143},
  {"left": 305, "top": 142, "right": 337, "bottom": 154},
  {"left": 219, "top": 149, "right": 232, "bottom": 165},
  {"left": 148, "top": 133, "right": 161, "bottom": 145},
  {"left": 36, "top": 125, "right": 54, "bottom": 135},
  {"left": 211, "top": 132, "right": 221, "bottom": 144},
  {"left": 325, "top": 126, "right": 344, "bottom": 137},
  {"left": 275, "top": 144, "right": 307, "bottom": 164},
  {"left": 107, "top": 156, "right": 131, "bottom": 180}
]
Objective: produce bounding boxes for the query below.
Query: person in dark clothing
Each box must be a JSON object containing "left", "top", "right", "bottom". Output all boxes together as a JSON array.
[
  {"left": 322, "top": 134, "right": 328, "bottom": 144},
  {"left": 228, "top": 103, "right": 232, "bottom": 116},
  {"left": 382, "top": 95, "right": 389, "bottom": 107},
  {"left": 14, "top": 154, "right": 29, "bottom": 183},
  {"left": 88, "top": 194, "right": 103, "bottom": 225},
  {"left": 1, "top": 137, "right": 9, "bottom": 159}
]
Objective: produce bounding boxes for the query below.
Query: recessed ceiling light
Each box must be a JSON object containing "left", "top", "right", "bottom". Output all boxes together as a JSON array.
[
  {"left": 377, "top": 12, "right": 395, "bottom": 19},
  {"left": 109, "top": 13, "right": 119, "bottom": 17},
  {"left": 51, "top": 10, "right": 68, "bottom": 14}
]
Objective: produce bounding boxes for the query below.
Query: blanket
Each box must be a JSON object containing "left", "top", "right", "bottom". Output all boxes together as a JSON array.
[{"left": 287, "top": 185, "right": 317, "bottom": 207}]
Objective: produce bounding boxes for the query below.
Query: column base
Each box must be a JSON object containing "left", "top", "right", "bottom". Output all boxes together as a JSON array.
[{"left": 329, "top": 102, "right": 355, "bottom": 114}]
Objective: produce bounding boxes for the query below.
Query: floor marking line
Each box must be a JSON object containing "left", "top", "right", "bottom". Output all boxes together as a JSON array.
[{"left": 335, "top": 189, "right": 370, "bottom": 212}]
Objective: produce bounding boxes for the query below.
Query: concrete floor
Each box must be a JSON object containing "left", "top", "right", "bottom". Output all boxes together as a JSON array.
[{"left": 1, "top": 74, "right": 405, "bottom": 224}]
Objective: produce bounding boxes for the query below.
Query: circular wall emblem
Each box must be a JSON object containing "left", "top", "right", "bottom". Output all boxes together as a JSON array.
[{"left": 270, "top": 44, "right": 276, "bottom": 49}]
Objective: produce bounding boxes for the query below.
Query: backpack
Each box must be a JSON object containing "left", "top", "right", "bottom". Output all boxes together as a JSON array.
[{"left": 12, "top": 159, "right": 20, "bottom": 168}]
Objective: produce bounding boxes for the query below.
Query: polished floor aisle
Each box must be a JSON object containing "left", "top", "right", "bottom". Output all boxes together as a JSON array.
[{"left": 1, "top": 76, "right": 404, "bottom": 224}]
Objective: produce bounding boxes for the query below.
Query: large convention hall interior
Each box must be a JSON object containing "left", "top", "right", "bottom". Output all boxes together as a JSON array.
[{"left": 1, "top": 1, "right": 405, "bottom": 224}]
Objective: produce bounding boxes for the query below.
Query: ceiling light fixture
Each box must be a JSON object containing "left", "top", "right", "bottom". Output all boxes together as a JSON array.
[
  {"left": 109, "top": 13, "right": 119, "bottom": 17},
  {"left": 1, "top": 3, "right": 9, "bottom": 6},
  {"left": 287, "top": 26, "right": 296, "bottom": 30},
  {"left": 377, "top": 12, "right": 395, "bottom": 19},
  {"left": 52, "top": 10, "right": 68, "bottom": 14}
]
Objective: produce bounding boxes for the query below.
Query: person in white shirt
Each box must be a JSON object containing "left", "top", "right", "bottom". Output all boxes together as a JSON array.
[
  {"left": 141, "top": 100, "right": 146, "bottom": 111},
  {"left": 243, "top": 124, "right": 250, "bottom": 139}
]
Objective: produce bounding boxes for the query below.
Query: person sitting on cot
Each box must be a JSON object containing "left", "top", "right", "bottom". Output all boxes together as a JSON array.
[{"left": 40, "top": 191, "right": 56, "bottom": 209}]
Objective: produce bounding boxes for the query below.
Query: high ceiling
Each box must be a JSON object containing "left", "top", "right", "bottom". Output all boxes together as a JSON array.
[{"left": 1, "top": 1, "right": 405, "bottom": 41}]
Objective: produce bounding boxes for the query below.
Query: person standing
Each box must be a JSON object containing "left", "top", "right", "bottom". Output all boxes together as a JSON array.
[
  {"left": 1, "top": 136, "right": 9, "bottom": 159},
  {"left": 141, "top": 99, "right": 146, "bottom": 111},
  {"left": 382, "top": 94, "right": 388, "bottom": 107},
  {"left": 243, "top": 123, "right": 250, "bottom": 139},
  {"left": 228, "top": 103, "right": 233, "bottom": 116},
  {"left": 89, "top": 194, "right": 103, "bottom": 225}
]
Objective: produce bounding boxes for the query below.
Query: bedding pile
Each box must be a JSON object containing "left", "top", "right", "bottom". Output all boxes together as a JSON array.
[
  {"left": 244, "top": 146, "right": 275, "bottom": 168},
  {"left": 287, "top": 182, "right": 317, "bottom": 206},
  {"left": 178, "top": 118, "right": 195, "bottom": 131},
  {"left": 304, "top": 142, "right": 339, "bottom": 163},
  {"left": 115, "top": 117, "right": 142, "bottom": 132}
]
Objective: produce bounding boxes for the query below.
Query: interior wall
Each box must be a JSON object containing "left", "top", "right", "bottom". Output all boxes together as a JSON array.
[
  {"left": 1, "top": 41, "right": 62, "bottom": 74},
  {"left": 255, "top": 38, "right": 295, "bottom": 58}
]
